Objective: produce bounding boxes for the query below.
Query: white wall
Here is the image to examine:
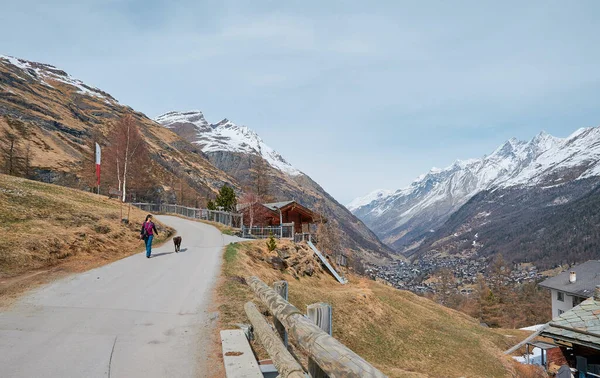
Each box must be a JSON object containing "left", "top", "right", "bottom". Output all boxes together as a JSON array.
[{"left": 551, "top": 289, "right": 574, "bottom": 319}]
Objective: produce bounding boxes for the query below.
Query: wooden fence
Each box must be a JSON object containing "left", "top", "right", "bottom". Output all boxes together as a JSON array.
[
  {"left": 244, "top": 276, "right": 387, "bottom": 378},
  {"left": 131, "top": 203, "right": 243, "bottom": 229}
]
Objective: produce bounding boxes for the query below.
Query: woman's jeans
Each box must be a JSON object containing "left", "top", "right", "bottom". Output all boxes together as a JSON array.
[{"left": 145, "top": 235, "right": 154, "bottom": 257}]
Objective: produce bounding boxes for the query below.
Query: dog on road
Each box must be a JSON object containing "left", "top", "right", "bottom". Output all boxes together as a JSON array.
[{"left": 173, "top": 236, "right": 182, "bottom": 253}]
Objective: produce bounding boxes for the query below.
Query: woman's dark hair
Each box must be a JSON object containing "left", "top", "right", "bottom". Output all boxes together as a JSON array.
[{"left": 145, "top": 214, "right": 152, "bottom": 222}]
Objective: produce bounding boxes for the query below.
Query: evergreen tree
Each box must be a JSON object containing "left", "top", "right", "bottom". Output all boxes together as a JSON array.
[
  {"left": 266, "top": 233, "right": 277, "bottom": 252},
  {"left": 207, "top": 199, "right": 216, "bottom": 210},
  {"left": 215, "top": 185, "right": 237, "bottom": 212}
]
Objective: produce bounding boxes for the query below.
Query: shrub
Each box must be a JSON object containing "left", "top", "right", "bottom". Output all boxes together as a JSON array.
[{"left": 266, "top": 234, "right": 277, "bottom": 252}]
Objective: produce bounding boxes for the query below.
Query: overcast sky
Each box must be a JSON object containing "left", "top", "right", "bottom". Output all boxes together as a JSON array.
[{"left": 2, "top": 1, "right": 600, "bottom": 204}]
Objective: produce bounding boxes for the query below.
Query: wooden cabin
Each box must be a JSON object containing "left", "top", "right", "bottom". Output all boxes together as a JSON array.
[{"left": 238, "top": 200, "right": 321, "bottom": 234}]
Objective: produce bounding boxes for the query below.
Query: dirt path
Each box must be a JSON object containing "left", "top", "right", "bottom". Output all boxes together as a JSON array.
[{"left": 0, "top": 215, "right": 233, "bottom": 378}]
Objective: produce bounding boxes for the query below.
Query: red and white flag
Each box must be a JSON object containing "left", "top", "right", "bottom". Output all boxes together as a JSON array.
[{"left": 95, "top": 142, "right": 101, "bottom": 186}]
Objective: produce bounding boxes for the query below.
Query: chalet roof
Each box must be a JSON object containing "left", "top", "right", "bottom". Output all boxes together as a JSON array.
[
  {"left": 540, "top": 295, "right": 600, "bottom": 350},
  {"left": 539, "top": 260, "right": 600, "bottom": 298},
  {"left": 263, "top": 201, "right": 295, "bottom": 211}
]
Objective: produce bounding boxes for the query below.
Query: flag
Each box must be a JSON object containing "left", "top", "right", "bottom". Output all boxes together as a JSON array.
[{"left": 95, "top": 142, "right": 101, "bottom": 186}]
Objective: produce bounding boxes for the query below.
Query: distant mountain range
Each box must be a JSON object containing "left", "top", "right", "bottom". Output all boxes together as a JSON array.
[
  {"left": 349, "top": 127, "right": 600, "bottom": 268},
  {"left": 0, "top": 55, "right": 391, "bottom": 262}
]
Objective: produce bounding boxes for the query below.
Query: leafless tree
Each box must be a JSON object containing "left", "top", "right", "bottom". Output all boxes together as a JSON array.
[
  {"left": 239, "top": 192, "right": 259, "bottom": 231},
  {"left": 0, "top": 116, "right": 31, "bottom": 177},
  {"left": 104, "top": 115, "right": 149, "bottom": 202}
]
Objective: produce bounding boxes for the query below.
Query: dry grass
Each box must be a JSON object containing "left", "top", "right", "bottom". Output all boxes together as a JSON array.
[
  {"left": 0, "top": 174, "right": 174, "bottom": 304},
  {"left": 215, "top": 240, "right": 533, "bottom": 378}
]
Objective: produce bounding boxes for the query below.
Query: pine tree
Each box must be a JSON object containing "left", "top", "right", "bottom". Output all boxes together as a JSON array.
[
  {"left": 266, "top": 233, "right": 277, "bottom": 252},
  {"left": 215, "top": 185, "right": 237, "bottom": 212},
  {"left": 207, "top": 199, "right": 216, "bottom": 210}
]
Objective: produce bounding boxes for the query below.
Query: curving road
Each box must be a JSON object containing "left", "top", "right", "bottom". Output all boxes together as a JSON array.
[{"left": 0, "top": 215, "right": 239, "bottom": 378}]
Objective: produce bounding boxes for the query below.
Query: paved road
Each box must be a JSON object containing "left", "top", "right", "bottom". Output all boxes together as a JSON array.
[{"left": 0, "top": 215, "right": 239, "bottom": 378}]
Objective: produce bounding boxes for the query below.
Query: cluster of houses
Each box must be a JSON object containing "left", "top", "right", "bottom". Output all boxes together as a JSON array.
[{"left": 365, "top": 253, "right": 544, "bottom": 295}]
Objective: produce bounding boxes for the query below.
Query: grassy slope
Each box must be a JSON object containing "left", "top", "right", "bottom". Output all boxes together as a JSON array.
[
  {"left": 217, "top": 240, "right": 528, "bottom": 378},
  {"left": 0, "top": 174, "right": 173, "bottom": 301}
]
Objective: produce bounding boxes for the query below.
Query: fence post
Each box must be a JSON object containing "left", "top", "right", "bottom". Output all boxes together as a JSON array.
[
  {"left": 307, "top": 303, "right": 332, "bottom": 378},
  {"left": 273, "top": 281, "right": 289, "bottom": 348}
]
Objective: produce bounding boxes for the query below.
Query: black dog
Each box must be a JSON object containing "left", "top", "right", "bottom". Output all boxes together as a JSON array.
[{"left": 173, "top": 236, "right": 182, "bottom": 253}]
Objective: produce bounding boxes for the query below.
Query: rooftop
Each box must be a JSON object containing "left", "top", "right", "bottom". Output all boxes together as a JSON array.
[
  {"left": 541, "top": 294, "right": 600, "bottom": 350},
  {"left": 539, "top": 260, "right": 600, "bottom": 297}
]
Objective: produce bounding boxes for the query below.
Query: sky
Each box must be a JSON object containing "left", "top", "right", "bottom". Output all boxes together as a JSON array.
[{"left": 2, "top": 1, "right": 600, "bottom": 205}]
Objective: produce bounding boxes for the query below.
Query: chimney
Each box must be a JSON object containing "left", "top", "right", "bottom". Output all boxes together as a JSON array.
[
  {"left": 569, "top": 271, "right": 576, "bottom": 283},
  {"left": 595, "top": 286, "right": 600, "bottom": 301}
]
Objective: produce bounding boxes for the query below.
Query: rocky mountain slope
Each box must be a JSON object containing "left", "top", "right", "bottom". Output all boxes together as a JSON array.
[
  {"left": 0, "top": 55, "right": 237, "bottom": 201},
  {"left": 350, "top": 127, "right": 600, "bottom": 266},
  {"left": 155, "top": 110, "right": 393, "bottom": 262},
  {"left": 0, "top": 54, "right": 390, "bottom": 261}
]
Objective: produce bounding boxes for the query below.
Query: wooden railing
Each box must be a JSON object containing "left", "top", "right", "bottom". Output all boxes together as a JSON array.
[{"left": 245, "top": 276, "right": 387, "bottom": 378}]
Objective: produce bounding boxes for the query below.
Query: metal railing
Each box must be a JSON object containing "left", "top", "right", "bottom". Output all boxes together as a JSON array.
[
  {"left": 242, "top": 223, "right": 294, "bottom": 239},
  {"left": 293, "top": 233, "right": 317, "bottom": 244},
  {"left": 131, "top": 203, "right": 243, "bottom": 229}
]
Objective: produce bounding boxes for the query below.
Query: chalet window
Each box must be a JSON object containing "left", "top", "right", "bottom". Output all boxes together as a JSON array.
[
  {"left": 558, "top": 309, "right": 564, "bottom": 315},
  {"left": 557, "top": 291, "right": 564, "bottom": 302}
]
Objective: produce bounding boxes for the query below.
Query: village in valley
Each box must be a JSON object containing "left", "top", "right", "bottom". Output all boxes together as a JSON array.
[{"left": 365, "top": 253, "right": 544, "bottom": 296}]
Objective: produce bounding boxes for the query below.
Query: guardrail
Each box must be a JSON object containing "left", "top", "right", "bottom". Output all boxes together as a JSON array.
[
  {"left": 245, "top": 276, "right": 387, "bottom": 378},
  {"left": 131, "top": 203, "right": 243, "bottom": 229},
  {"left": 242, "top": 223, "right": 294, "bottom": 239}
]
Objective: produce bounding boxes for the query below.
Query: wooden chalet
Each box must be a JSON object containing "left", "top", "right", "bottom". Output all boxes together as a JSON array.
[{"left": 238, "top": 200, "right": 322, "bottom": 234}]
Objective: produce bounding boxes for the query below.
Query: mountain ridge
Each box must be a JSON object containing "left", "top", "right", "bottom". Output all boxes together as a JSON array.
[{"left": 350, "top": 126, "right": 600, "bottom": 261}]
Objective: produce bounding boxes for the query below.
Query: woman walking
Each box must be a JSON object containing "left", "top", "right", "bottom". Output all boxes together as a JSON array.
[{"left": 141, "top": 214, "right": 159, "bottom": 258}]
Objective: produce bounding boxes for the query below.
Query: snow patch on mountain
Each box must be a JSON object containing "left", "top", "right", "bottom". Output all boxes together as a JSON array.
[
  {"left": 0, "top": 55, "right": 117, "bottom": 103},
  {"left": 155, "top": 111, "right": 302, "bottom": 176},
  {"left": 350, "top": 126, "right": 600, "bottom": 227},
  {"left": 346, "top": 189, "right": 393, "bottom": 211}
]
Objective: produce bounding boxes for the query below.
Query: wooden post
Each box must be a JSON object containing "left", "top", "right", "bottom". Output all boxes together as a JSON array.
[
  {"left": 246, "top": 276, "right": 387, "bottom": 378},
  {"left": 273, "top": 281, "right": 289, "bottom": 347},
  {"left": 244, "top": 302, "right": 305, "bottom": 378},
  {"left": 308, "top": 303, "right": 332, "bottom": 378}
]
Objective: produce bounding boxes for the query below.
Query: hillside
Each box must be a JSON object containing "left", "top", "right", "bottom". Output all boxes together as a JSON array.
[
  {"left": 155, "top": 110, "right": 393, "bottom": 263},
  {"left": 350, "top": 127, "right": 600, "bottom": 266},
  {"left": 0, "top": 55, "right": 236, "bottom": 202},
  {"left": 0, "top": 174, "right": 173, "bottom": 303},
  {"left": 215, "top": 239, "right": 530, "bottom": 378},
  {"left": 414, "top": 178, "right": 600, "bottom": 269},
  {"left": 0, "top": 55, "right": 390, "bottom": 262}
]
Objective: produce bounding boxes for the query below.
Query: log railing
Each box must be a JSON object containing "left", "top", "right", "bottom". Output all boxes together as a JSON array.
[{"left": 245, "top": 276, "right": 387, "bottom": 378}]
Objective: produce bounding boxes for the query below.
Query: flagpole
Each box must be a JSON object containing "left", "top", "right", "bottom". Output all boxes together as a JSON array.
[{"left": 95, "top": 142, "right": 101, "bottom": 195}]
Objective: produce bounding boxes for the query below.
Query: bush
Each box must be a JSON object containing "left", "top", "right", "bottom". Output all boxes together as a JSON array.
[{"left": 266, "top": 234, "right": 277, "bottom": 252}]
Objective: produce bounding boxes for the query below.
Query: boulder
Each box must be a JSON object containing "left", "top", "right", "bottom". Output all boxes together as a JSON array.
[{"left": 269, "top": 256, "right": 287, "bottom": 271}]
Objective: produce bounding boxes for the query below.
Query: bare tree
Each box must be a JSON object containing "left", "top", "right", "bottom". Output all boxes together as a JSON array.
[
  {"left": 0, "top": 116, "right": 30, "bottom": 177},
  {"left": 239, "top": 192, "right": 259, "bottom": 231},
  {"left": 252, "top": 158, "right": 272, "bottom": 201},
  {"left": 104, "top": 115, "right": 149, "bottom": 202},
  {"left": 314, "top": 202, "right": 341, "bottom": 257}
]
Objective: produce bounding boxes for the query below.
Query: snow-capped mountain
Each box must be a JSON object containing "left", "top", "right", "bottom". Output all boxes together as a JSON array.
[
  {"left": 346, "top": 189, "right": 393, "bottom": 212},
  {"left": 155, "top": 110, "right": 301, "bottom": 176},
  {"left": 0, "top": 55, "right": 117, "bottom": 104},
  {"left": 350, "top": 126, "right": 600, "bottom": 253},
  {"left": 156, "top": 110, "right": 393, "bottom": 260}
]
